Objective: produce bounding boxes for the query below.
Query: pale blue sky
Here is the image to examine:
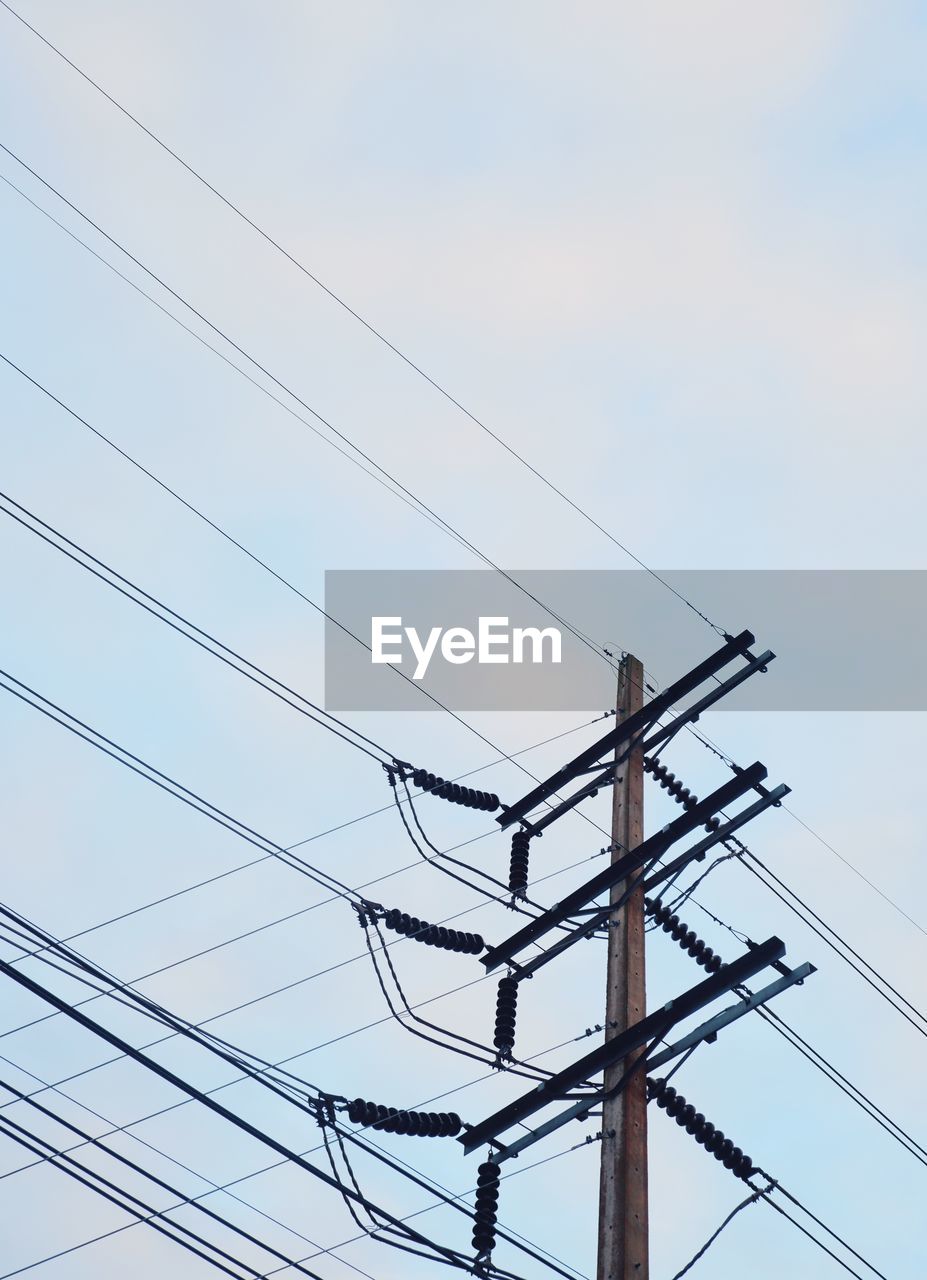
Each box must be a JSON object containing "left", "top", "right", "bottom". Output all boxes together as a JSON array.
[{"left": 1, "top": 4, "right": 925, "bottom": 1278}]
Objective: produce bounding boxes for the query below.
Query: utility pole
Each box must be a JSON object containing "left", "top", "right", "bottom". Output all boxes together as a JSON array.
[{"left": 597, "top": 654, "right": 647, "bottom": 1280}]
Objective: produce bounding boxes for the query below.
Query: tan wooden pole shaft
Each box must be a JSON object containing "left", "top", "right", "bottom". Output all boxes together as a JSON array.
[{"left": 596, "top": 655, "right": 647, "bottom": 1280}]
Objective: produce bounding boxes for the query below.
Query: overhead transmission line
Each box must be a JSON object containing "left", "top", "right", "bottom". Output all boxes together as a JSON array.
[
  {"left": 0, "top": 1051, "right": 381, "bottom": 1280},
  {"left": 0, "top": 918, "right": 581, "bottom": 1280},
  {"left": 0, "top": 998, "right": 604, "bottom": 1280},
  {"left": 0, "top": 484, "right": 610, "bottom": 933},
  {"left": 0, "top": 829, "right": 621, "bottom": 1118},
  {"left": 2, "top": 52, "right": 919, "bottom": 950},
  {"left": 7, "top": 657, "right": 924, "bottom": 1202},
  {"left": 0, "top": 0, "right": 725, "bottom": 644},
  {"left": 0, "top": 144, "right": 619, "bottom": 679},
  {"left": 7, "top": 708, "right": 611, "bottom": 971},
  {"left": 0, "top": 346, "right": 633, "bottom": 857}
]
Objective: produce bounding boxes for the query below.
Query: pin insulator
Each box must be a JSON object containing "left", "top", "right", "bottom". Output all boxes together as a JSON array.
[
  {"left": 410, "top": 768, "right": 500, "bottom": 812},
  {"left": 347, "top": 1098, "right": 462, "bottom": 1137}
]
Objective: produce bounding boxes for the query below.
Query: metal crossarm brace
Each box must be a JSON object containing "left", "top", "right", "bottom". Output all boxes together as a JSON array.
[
  {"left": 496, "top": 630, "right": 758, "bottom": 829},
  {"left": 481, "top": 763, "right": 768, "bottom": 973},
  {"left": 460, "top": 935, "right": 785, "bottom": 1152},
  {"left": 490, "top": 960, "right": 813, "bottom": 1165}
]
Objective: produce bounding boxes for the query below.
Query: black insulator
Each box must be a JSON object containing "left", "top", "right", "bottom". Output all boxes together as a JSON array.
[
  {"left": 493, "top": 976, "right": 519, "bottom": 1056},
  {"left": 346, "top": 1097, "right": 462, "bottom": 1137},
  {"left": 644, "top": 899, "right": 726, "bottom": 975},
  {"left": 685, "top": 1111, "right": 704, "bottom": 1136},
  {"left": 410, "top": 767, "right": 500, "bottom": 812},
  {"left": 381, "top": 907, "right": 484, "bottom": 954},
  {"left": 648, "top": 1079, "right": 755, "bottom": 1181},
  {"left": 509, "top": 829, "right": 531, "bottom": 898},
  {"left": 472, "top": 1161, "right": 501, "bottom": 1256}
]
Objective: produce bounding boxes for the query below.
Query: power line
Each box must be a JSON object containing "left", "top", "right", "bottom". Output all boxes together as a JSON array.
[
  {"left": 0, "top": 144, "right": 620, "bottom": 679},
  {"left": 0, "top": 835, "right": 614, "bottom": 1111},
  {"left": 0, "top": 487, "right": 396, "bottom": 765},
  {"left": 0, "top": 943, "right": 577, "bottom": 1280},
  {"left": 0, "top": 1051, "right": 380, "bottom": 1280},
  {"left": 669, "top": 1187, "right": 761, "bottom": 1278},
  {"left": 0, "top": 346, "right": 631, "bottom": 853},
  {"left": 0, "top": 665, "right": 369, "bottom": 906},
  {"left": 9, "top": 708, "right": 611, "bottom": 967},
  {"left": 0, "top": 1074, "right": 334, "bottom": 1280},
  {"left": 0, "top": 0, "right": 726, "bottom": 642}
]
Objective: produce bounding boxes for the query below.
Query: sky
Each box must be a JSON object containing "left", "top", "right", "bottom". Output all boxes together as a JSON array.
[{"left": 1, "top": 2, "right": 926, "bottom": 1278}]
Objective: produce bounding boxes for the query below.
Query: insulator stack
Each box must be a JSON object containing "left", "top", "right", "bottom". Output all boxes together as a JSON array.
[
  {"left": 508, "top": 829, "right": 531, "bottom": 899},
  {"left": 644, "top": 899, "right": 723, "bottom": 973},
  {"left": 382, "top": 909, "right": 484, "bottom": 955},
  {"left": 410, "top": 769, "right": 500, "bottom": 812},
  {"left": 493, "top": 976, "right": 519, "bottom": 1059},
  {"left": 647, "top": 1079, "right": 755, "bottom": 1180},
  {"left": 472, "top": 1160, "right": 501, "bottom": 1257},
  {"left": 346, "top": 1098, "right": 462, "bottom": 1137},
  {"left": 644, "top": 756, "right": 722, "bottom": 832}
]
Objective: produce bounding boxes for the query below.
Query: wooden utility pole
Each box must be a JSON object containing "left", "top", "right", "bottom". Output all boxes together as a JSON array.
[{"left": 596, "top": 654, "right": 647, "bottom": 1280}]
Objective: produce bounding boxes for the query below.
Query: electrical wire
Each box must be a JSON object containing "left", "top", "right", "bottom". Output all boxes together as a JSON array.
[
  {"left": 7, "top": 707, "right": 612, "bottom": 968},
  {"left": 0, "top": 0, "right": 725, "bottom": 643},
  {"left": 0, "top": 952, "right": 489, "bottom": 1276},
  {"left": 0, "top": 487, "right": 394, "bottom": 765},
  {"left": 0, "top": 664, "right": 378, "bottom": 908},
  {"left": 0, "top": 1074, "right": 332, "bottom": 1280},
  {"left": 0, "top": 832, "right": 613, "bottom": 1113},
  {"left": 0, "top": 145, "right": 619, "bottom": 681},
  {"left": 669, "top": 1187, "right": 761, "bottom": 1278},
  {"left": 0, "top": 1051, "right": 380, "bottom": 1280}
]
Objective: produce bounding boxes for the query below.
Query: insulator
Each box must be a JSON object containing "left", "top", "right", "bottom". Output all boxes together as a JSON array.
[
  {"left": 685, "top": 1111, "right": 704, "bottom": 1136},
  {"left": 410, "top": 767, "right": 500, "bottom": 812},
  {"left": 493, "top": 976, "right": 519, "bottom": 1056},
  {"left": 508, "top": 829, "right": 531, "bottom": 898},
  {"left": 381, "top": 907, "right": 484, "bottom": 954},
  {"left": 472, "top": 1161, "right": 501, "bottom": 1256},
  {"left": 644, "top": 900, "right": 725, "bottom": 975},
  {"left": 647, "top": 1079, "right": 755, "bottom": 1181},
  {"left": 346, "top": 1097, "right": 462, "bottom": 1137}
]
